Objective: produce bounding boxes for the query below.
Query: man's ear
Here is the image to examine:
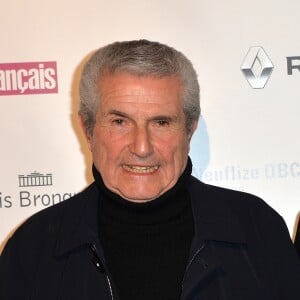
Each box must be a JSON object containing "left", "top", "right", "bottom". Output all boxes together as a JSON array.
[{"left": 78, "top": 114, "right": 92, "bottom": 151}]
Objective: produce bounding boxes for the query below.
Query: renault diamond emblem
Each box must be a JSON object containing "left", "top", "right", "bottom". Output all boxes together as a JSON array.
[{"left": 241, "top": 47, "right": 274, "bottom": 89}]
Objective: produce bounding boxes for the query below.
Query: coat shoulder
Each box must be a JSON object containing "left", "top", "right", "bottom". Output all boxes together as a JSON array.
[
  {"left": 189, "top": 176, "right": 280, "bottom": 214},
  {"left": 1, "top": 183, "right": 98, "bottom": 256},
  {"left": 187, "top": 176, "right": 286, "bottom": 236}
]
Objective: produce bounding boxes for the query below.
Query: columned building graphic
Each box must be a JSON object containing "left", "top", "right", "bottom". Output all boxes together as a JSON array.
[{"left": 18, "top": 172, "right": 53, "bottom": 187}]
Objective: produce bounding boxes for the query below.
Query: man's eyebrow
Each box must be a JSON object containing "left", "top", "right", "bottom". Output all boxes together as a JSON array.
[
  {"left": 106, "top": 109, "right": 129, "bottom": 118},
  {"left": 150, "top": 115, "right": 179, "bottom": 122},
  {"left": 106, "top": 109, "right": 179, "bottom": 122}
]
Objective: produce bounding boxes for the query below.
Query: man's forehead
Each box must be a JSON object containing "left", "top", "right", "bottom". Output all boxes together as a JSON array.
[
  {"left": 98, "top": 71, "right": 182, "bottom": 90},
  {"left": 97, "top": 72, "right": 183, "bottom": 106},
  {"left": 99, "top": 100, "right": 183, "bottom": 118}
]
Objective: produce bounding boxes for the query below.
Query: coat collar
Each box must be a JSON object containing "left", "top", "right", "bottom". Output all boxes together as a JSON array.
[
  {"left": 54, "top": 177, "right": 246, "bottom": 257},
  {"left": 187, "top": 176, "right": 246, "bottom": 255},
  {"left": 54, "top": 184, "right": 101, "bottom": 257}
]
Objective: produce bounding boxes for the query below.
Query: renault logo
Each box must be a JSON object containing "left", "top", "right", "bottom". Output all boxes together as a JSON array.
[{"left": 241, "top": 47, "right": 274, "bottom": 89}]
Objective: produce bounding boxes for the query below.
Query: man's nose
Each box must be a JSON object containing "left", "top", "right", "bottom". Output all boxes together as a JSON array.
[{"left": 129, "top": 125, "right": 154, "bottom": 158}]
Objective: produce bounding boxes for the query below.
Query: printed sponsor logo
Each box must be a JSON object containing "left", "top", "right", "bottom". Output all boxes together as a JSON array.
[
  {"left": 16, "top": 171, "right": 76, "bottom": 208},
  {"left": 286, "top": 56, "right": 300, "bottom": 75},
  {"left": 0, "top": 61, "right": 58, "bottom": 96},
  {"left": 1, "top": 171, "right": 74, "bottom": 209},
  {"left": 241, "top": 47, "right": 274, "bottom": 89},
  {"left": 18, "top": 172, "right": 53, "bottom": 187}
]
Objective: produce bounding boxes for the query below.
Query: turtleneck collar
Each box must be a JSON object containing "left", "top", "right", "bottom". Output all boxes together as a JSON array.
[{"left": 93, "top": 157, "right": 193, "bottom": 225}]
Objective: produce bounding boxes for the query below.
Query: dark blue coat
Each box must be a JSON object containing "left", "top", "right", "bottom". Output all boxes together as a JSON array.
[{"left": 1, "top": 177, "right": 300, "bottom": 299}]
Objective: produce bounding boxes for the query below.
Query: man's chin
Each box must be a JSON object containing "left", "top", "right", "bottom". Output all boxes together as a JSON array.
[{"left": 116, "top": 189, "right": 163, "bottom": 203}]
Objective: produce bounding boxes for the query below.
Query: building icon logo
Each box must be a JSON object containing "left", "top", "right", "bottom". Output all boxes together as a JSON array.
[
  {"left": 18, "top": 172, "right": 53, "bottom": 187},
  {"left": 241, "top": 46, "right": 274, "bottom": 89}
]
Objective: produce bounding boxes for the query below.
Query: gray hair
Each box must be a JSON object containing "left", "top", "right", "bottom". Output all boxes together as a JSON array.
[{"left": 79, "top": 40, "right": 200, "bottom": 134}]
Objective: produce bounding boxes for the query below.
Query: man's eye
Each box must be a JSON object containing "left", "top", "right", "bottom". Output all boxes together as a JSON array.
[
  {"left": 156, "top": 120, "right": 169, "bottom": 126},
  {"left": 112, "top": 119, "right": 124, "bottom": 125}
]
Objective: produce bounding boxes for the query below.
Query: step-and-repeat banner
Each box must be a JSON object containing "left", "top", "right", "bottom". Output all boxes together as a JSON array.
[{"left": 1, "top": 0, "right": 300, "bottom": 251}]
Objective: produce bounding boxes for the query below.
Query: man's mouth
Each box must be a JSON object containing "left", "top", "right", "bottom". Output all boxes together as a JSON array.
[{"left": 122, "top": 165, "right": 159, "bottom": 174}]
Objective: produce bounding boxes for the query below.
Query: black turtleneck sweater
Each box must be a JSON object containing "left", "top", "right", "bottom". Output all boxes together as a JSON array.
[{"left": 93, "top": 159, "right": 195, "bottom": 300}]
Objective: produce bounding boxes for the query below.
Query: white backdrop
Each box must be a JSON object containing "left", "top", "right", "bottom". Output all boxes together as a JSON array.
[{"left": 1, "top": 0, "right": 300, "bottom": 252}]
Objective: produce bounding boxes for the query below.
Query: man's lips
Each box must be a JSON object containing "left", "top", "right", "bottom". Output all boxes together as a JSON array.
[{"left": 122, "top": 164, "right": 159, "bottom": 174}]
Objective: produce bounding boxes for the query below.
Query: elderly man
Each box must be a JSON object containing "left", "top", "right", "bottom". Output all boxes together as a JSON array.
[{"left": 1, "top": 40, "right": 300, "bottom": 300}]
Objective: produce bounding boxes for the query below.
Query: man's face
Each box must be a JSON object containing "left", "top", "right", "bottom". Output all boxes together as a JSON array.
[{"left": 85, "top": 72, "right": 197, "bottom": 202}]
